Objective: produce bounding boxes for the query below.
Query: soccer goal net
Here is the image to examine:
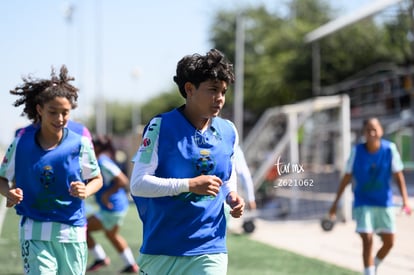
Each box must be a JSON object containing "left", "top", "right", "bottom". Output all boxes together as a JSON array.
[{"left": 242, "top": 94, "right": 353, "bottom": 221}]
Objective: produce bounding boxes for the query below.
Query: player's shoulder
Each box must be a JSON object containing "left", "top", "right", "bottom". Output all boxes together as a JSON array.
[
  {"left": 67, "top": 120, "right": 82, "bottom": 126},
  {"left": 380, "top": 138, "right": 394, "bottom": 147},
  {"left": 15, "top": 123, "right": 39, "bottom": 137},
  {"left": 65, "top": 128, "right": 91, "bottom": 145},
  {"left": 67, "top": 120, "right": 91, "bottom": 139},
  {"left": 215, "top": 117, "right": 238, "bottom": 137},
  {"left": 143, "top": 115, "right": 163, "bottom": 134},
  {"left": 380, "top": 139, "right": 400, "bottom": 154},
  {"left": 214, "top": 116, "right": 236, "bottom": 128}
]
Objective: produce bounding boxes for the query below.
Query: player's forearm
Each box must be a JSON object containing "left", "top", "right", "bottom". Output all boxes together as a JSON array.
[
  {"left": 394, "top": 172, "right": 410, "bottom": 204},
  {"left": 332, "top": 173, "right": 352, "bottom": 206},
  {"left": 0, "top": 177, "right": 10, "bottom": 197},
  {"left": 130, "top": 173, "right": 189, "bottom": 197},
  {"left": 104, "top": 175, "right": 128, "bottom": 197},
  {"left": 221, "top": 168, "right": 237, "bottom": 198},
  {"left": 85, "top": 174, "right": 103, "bottom": 198},
  {"left": 114, "top": 173, "right": 129, "bottom": 189}
]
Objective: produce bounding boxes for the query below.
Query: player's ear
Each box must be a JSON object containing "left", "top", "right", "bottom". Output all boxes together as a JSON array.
[
  {"left": 184, "top": 82, "right": 194, "bottom": 98},
  {"left": 36, "top": 104, "right": 43, "bottom": 117}
]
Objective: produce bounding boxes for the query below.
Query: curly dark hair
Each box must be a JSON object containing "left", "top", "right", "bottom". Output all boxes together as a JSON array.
[
  {"left": 173, "top": 49, "right": 235, "bottom": 98},
  {"left": 9, "top": 65, "right": 79, "bottom": 123},
  {"left": 92, "top": 135, "right": 116, "bottom": 159}
]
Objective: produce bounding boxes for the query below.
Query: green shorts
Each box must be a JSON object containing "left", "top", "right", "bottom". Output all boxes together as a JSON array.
[
  {"left": 95, "top": 209, "right": 127, "bottom": 230},
  {"left": 19, "top": 239, "right": 87, "bottom": 275},
  {"left": 353, "top": 206, "right": 396, "bottom": 234},
  {"left": 137, "top": 253, "right": 228, "bottom": 275}
]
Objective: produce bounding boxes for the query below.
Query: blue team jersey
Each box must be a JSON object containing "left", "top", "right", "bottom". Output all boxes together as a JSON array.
[
  {"left": 95, "top": 154, "right": 129, "bottom": 212},
  {"left": 0, "top": 128, "right": 100, "bottom": 227},
  {"left": 132, "top": 108, "right": 236, "bottom": 256},
  {"left": 346, "top": 139, "right": 404, "bottom": 207}
]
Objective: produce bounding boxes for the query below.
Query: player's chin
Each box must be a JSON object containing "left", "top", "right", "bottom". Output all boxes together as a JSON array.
[
  {"left": 211, "top": 109, "right": 221, "bottom": 117},
  {"left": 52, "top": 124, "right": 65, "bottom": 131}
]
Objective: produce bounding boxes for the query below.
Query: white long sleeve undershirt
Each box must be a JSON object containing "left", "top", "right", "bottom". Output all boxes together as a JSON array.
[{"left": 129, "top": 117, "right": 238, "bottom": 198}]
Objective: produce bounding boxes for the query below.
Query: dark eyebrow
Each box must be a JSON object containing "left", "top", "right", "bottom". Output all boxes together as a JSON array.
[{"left": 46, "top": 106, "right": 70, "bottom": 112}]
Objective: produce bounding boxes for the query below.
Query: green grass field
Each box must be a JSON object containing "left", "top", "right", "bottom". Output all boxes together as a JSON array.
[{"left": 0, "top": 199, "right": 358, "bottom": 275}]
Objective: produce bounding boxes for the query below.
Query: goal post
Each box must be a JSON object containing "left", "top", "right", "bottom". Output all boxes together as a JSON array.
[{"left": 242, "top": 94, "right": 352, "bottom": 221}]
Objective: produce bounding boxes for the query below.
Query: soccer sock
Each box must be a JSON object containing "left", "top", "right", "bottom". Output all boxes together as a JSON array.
[
  {"left": 91, "top": 244, "right": 107, "bottom": 260},
  {"left": 374, "top": 256, "right": 382, "bottom": 273},
  {"left": 363, "top": 266, "right": 375, "bottom": 275},
  {"left": 374, "top": 256, "right": 382, "bottom": 267},
  {"left": 120, "top": 247, "right": 136, "bottom": 266}
]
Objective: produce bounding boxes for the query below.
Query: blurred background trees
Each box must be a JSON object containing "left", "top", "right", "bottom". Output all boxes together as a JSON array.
[{"left": 88, "top": 0, "right": 413, "bottom": 136}]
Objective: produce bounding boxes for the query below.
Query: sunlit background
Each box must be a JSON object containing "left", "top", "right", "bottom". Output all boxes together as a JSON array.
[{"left": 0, "top": 0, "right": 370, "bottom": 145}]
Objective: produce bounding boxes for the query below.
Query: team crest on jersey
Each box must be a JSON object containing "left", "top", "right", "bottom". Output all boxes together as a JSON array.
[
  {"left": 195, "top": 149, "right": 215, "bottom": 175},
  {"left": 40, "top": 165, "right": 55, "bottom": 188}
]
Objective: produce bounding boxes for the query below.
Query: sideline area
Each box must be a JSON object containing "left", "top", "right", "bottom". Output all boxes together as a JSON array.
[{"left": 242, "top": 201, "right": 414, "bottom": 275}]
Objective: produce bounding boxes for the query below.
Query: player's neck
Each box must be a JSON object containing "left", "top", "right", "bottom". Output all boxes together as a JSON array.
[
  {"left": 365, "top": 140, "right": 380, "bottom": 153},
  {"left": 36, "top": 129, "right": 63, "bottom": 150},
  {"left": 182, "top": 106, "right": 210, "bottom": 131}
]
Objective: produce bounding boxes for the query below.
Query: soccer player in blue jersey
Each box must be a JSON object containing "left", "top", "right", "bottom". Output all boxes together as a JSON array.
[
  {"left": 129, "top": 49, "right": 245, "bottom": 275},
  {"left": 86, "top": 135, "right": 139, "bottom": 273},
  {"left": 329, "top": 117, "right": 411, "bottom": 275},
  {"left": 0, "top": 65, "right": 103, "bottom": 275}
]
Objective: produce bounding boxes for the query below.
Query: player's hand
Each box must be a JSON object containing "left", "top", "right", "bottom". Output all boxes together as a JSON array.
[
  {"left": 189, "top": 175, "right": 222, "bottom": 196},
  {"left": 248, "top": 201, "right": 257, "bottom": 210},
  {"left": 6, "top": 188, "right": 23, "bottom": 208},
  {"left": 401, "top": 204, "right": 412, "bottom": 215},
  {"left": 328, "top": 204, "right": 337, "bottom": 220},
  {"left": 227, "top": 191, "right": 245, "bottom": 218},
  {"left": 69, "top": 181, "right": 88, "bottom": 199},
  {"left": 101, "top": 191, "right": 113, "bottom": 209}
]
